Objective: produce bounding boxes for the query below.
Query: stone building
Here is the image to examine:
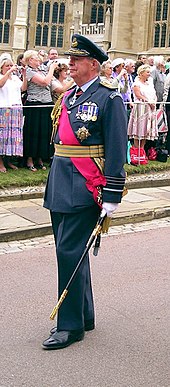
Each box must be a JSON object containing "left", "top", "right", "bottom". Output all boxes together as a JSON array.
[{"left": 0, "top": 0, "right": 170, "bottom": 61}]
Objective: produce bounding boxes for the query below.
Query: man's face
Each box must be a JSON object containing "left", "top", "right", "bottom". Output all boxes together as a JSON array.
[
  {"left": 48, "top": 50, "right": 58, "bottom": 60},
  {"left": 126, "top": 62, "right": 135, "bottom": 74},
  {"left": 140, "top": 56, "right": 147, "bottom": 64},
  {"left": 69, "top": 56, "right": 97, "bottom": 85}
]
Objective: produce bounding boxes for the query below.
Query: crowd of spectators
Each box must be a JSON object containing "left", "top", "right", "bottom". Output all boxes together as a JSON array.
[
  {"left": 0, "top": 48, "right": 74, "bottom": 172},
  {"left": 100, "top": 53, "right": 170, "bottom": 160},
  {"left": 0, "top": 49, "right": 170, "bottom": 173}
]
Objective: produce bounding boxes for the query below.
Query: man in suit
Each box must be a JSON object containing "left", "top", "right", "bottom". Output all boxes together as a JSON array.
[{"left": 42, "top": 34, "right": 127, "bottom": 350}]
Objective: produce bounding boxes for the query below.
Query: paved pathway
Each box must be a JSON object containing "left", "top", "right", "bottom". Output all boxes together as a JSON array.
[
  {"left": 0, "top": 217, "right": 170, "bottom": 255},
  {"left": 0, "top": 184, "right": 170, "bottom": 242},
  {"left": 1, "top": 226, "right": 170, "bottom": 387}
]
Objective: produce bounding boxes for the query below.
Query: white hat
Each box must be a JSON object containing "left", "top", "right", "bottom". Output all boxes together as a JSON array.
[
  {"left": 112, "top": 57, "right": 125, "bottom": 69},
  {"left": 0, "top": 52, "right": 12, "bottom": 70}
]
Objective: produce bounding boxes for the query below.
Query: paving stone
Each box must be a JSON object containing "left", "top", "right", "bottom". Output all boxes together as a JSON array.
[
  {"left": 9, "top": 206, "right": 50, "bottom": 225},
  {"left": 0, "top": 213, "right": 33, "bottom": 230}
]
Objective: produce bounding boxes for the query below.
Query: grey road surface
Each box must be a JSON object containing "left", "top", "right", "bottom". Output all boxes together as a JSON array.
[{"left": 0, "top": 225, "right": 170, "bottom": 387}]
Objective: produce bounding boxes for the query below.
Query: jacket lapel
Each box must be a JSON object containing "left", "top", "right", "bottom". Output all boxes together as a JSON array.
[{"left": 65, "top": 78, "right": 100, "bottom": 109}]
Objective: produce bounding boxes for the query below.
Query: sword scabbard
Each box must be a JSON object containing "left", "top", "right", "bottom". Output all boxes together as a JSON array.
[{"left": 50, "top": 289, "right": 68, "bottom": 320}]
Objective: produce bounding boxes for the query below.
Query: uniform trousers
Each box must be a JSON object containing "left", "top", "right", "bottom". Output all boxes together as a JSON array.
[{"left": 50, "top": 205, "right": 100, "bottom": 331}]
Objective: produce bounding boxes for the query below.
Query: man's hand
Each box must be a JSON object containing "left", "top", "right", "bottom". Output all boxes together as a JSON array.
[{"left": 101, "top": 202, "right": 119, "bottom": 217}]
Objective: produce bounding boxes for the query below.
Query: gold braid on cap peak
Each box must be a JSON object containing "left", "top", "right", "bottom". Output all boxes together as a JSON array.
[
  {"left": 66, "top": 48, "right": 89, "bottom": 56},
  {"left": 50, "top": 93, "right": 64, "bottom": 143}
]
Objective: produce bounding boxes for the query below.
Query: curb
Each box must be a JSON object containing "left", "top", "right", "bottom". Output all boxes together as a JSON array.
[
  {"left": 1, "top": 207, "right": 170, "bottom": 243},
  {"left": 0, "top": 224, "right": 53, "bottom": 243},
  {"left": 127, "top": 178, "right": 170, "bottom": 189},
  {"left": 0, "top": 178, "right": 170, "bottom": 202},
  {"left": 0, "top": 190, "right": 44, "bottom": 202}
]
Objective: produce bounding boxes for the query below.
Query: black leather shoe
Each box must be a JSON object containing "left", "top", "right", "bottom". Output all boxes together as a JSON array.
[
  {"left": 42, "top": 329, "right": 84, "bottom": 350},
  {"left": 85, "top": 319, "right": 95, "bottom": 331},
  {"left": 50, "top": 319, "right": 95, "bottom": 336}
]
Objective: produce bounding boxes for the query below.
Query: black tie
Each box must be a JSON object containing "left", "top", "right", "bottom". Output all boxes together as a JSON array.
[
  {"left": 75, "top": 87, "right": 83, "bottom": 100},
  {"left": 70, "top": 87, "right": 83, "bottom": 105}
]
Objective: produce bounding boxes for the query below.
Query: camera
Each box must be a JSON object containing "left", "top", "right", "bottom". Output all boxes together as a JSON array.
[{"left": 16, "top": 65, "right": 23, "bottom": 70}]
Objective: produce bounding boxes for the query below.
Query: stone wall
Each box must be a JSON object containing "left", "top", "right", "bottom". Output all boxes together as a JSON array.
[{"left": 0, "top": 0, "right": 167, "bottom": 60}]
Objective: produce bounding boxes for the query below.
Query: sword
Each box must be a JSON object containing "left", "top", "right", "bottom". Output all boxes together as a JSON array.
[{"left": 50, "top": 211, "right": 107, "bottom": 320}]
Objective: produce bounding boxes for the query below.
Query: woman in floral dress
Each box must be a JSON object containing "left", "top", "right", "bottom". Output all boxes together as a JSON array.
[{"left": 0, "top": 53, "right": 27, "bottom": 172}]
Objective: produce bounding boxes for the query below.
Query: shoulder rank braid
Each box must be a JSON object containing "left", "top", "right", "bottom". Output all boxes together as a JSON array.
[
  {"left": 99, "top": 80, "right": 118, "bottom": 90},
  {"left": 50, "top": 93, "right": 64, "bottom": 144}
]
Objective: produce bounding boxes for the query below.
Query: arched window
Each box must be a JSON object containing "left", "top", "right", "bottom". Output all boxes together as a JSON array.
[
  {"left": 154, "top": 24, "right": 160, "bottom": 47},
  {"left": 156, "top": 0, "right": 161, "bottom": 21},
  {"left": 37, "top": 1, "right": 43, "bottom": 22},
  {"left": 98, "top": 6, "right": 104, "bottom": 23},
  {"left": 44, "top": 2, "right": 50, "bottom": 23},
  {"left": 90, "top": 0, "right": 113, "bottom": 24},
  {"left": 161, "top": 23, "right": 166, "bottom": 47},
  {"left": 91, "top": 6, "right": 97, "bottom": 23},
  {"left": 59, "top": 3, "right": 65, "bottom": 23},
  {"left": 42, "top": 25, "right": 48, "bottom": 45},
  {"left": 35, "top": 24, "right": 42, "bottom": 46},
  {"left": 51, "top": 25, "right": 56, "bottom": 46},
  {"left": 52, "top": 2, "right": 58, "bottom": 23},
  {"left": 3, "top": 21, "right": 9, "bottom": 43},
  {"left": 0, "top": 2, "right": 4, "bottom": 19},
  {"left": 154, "top": 0, "right": 170, "bottom": 47},
  {"left": 57, "top": 26, "right": 63, "bottom": 47},
  {"left": 35, "top": 0, "right": 65, "bottom": 48},
  {"left": 5, "top": 0, "right": 11, "bottom": 19},
  {"left": 0, "top": 22, "right": 2, "bottom": 41},
  {"left": 0, "top": 0, "right": 11, "bottom": 44},
  {"left": 162, "top": 0, "right": 168, "bottom": 20}
]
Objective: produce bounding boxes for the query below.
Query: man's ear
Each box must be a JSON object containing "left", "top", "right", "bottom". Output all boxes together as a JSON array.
[{"left": 92, "top": 59, "right": 100, "bottom": 71}]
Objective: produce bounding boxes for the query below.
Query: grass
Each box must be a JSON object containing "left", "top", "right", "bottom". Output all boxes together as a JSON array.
[
  {"left": 125, "top": 157, "right": 170, "bottom": 174},
  {"left": 0, "top": 159, "right": 170, "bottom": 189},
  {"left": 0, "top": 165, "right": 50, "bottom": 189}
]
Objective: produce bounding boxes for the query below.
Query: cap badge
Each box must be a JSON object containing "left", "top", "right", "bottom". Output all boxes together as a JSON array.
[
  {"left": 75, "top": 126, "right": 91, "bottom": 142},
  {"left": 72, "top": 38, "right": 78, "bottom": 48}
]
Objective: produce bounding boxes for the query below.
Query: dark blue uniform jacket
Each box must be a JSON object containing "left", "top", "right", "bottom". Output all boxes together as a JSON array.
[{"left": 44, "top": 77, "right": 127, "bottom": 213}]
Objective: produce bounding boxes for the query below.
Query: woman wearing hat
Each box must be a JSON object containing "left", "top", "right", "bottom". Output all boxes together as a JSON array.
[
  {"left": 128, "top": 64, "right": 157, "bottom": 149},
  {"left": 112, "top": 58, "right": 129, "bottom": 97},
  {"left": 0, "top": 53, "right": 27, "bottom": 172},
  {"left": 100, "top": 60, "right": 116, "bottom": 86}
]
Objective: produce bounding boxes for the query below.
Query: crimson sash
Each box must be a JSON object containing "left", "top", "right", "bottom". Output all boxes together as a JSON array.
[{"left": 58, "top": 93, "right": 106, "bottom": 207}]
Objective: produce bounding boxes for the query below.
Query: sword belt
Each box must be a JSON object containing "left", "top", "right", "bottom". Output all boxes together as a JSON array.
[{"left": 54, "top": 144, "right": 104, "bottom": 158}]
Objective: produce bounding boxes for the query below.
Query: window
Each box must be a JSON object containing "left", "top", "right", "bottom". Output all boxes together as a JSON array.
[
  {"left": 90, "top": 0, "right": 113, "bottom": 24},
  {"left": 154, "top": 0, "right": 170, "bottom": 47},
  {"left": 0, "top": 0, "right": 11, "bottom": 44},
  {"left": 35, "top": 0, "right": 65, "bottom": 48}
]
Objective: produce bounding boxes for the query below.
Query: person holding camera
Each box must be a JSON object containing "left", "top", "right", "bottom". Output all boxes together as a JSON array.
[
  {"left": 23, "top": 50, "right": 59, "bottom": 171},
  {"left": 51, "top": 62, "right": 75, "bottom": 103}
]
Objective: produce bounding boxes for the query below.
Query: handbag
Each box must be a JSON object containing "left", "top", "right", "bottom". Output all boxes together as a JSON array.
[
  {"left": 156, "top": 148, "right": 168, "bottom": 162},
  {"left": 130, "top": 146, "right": 148, "bottom": 165},
  {"left": 147, "top": 147, "right": 157, "bottom": 161},
  {"left": 156, "top": 108, "right": 168, "bottom": 133}
]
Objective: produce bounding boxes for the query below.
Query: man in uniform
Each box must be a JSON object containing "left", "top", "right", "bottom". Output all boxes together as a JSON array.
[{"left": 42, "top": 34, "right": 127, "bottom": 350}]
